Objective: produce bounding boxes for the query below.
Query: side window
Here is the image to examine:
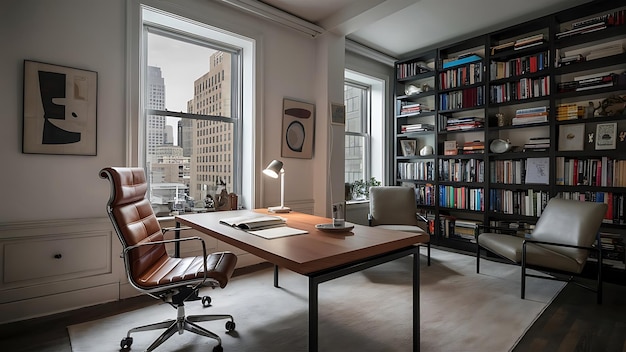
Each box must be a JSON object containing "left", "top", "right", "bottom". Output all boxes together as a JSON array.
[{"left": 344, "top": 81, "right": 370, "bottom": 185}]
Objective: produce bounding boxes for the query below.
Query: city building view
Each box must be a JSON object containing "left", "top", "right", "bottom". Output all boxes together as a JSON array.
[{"left": 146, "top": 44, "right": 234, "bottom": 216}]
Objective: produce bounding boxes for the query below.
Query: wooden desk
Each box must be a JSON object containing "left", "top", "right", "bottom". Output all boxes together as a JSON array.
[{"left": 176, "top": 209, "right": 428, "bottom": 352}]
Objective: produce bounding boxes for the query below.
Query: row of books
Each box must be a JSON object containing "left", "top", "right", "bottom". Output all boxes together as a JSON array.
[
  {"left": 557, "top": 72, "right": 617, "bottom": 93},
  {"left": 400, "top": 123, "right": 435, "bottom": 133},
  {"left": 398, "top": 102, "right": 425, "bottom": 116},
  {"left": 441, "top": 54, "right": 482, "bottom": 70},
  {"left": 524, "top": 136, "right": 550, "bottom": 151},
  {"left": 438, "top": 158, "right": 485, "bottom": 183},
  {"left": 489, "top": 33, "right": 545, "bottom": 55},
  {"left": 414, "top": 183, "right": 436, "bottom": 206},
  {"left": 438, "top": 186, "right": 484, "bottom": 211},
  {"left": 489, "top": 188, "right": 549, "bottom": 217},
  {"left": 556, "top": 9, "right": 626, "bottom": 39},
  {"left": 490, "top": 76, "right": 550, "bottom": 104},
  {"left": 556, "top": 103, "right": 583, "bottom": 121},
  {"left": 555, "top": 157, "right": 626, "bottom": 187},
  {"left": 512, "top": 105, "right": 549, "bottom": 126},
  {"left": 439, "top": 86, "right": 485, "bottom": 111},
  {"left": 396, "top": 61, "right": 431, "bottom": 80},
  {"left": 590, "top": 233, "right": 625, "bottom": 268},
  {"left": 555, "top": 43, "right": 625, "bottom": 68},
  {"left": 443, "top": 116, "right": 484, "bottom": 132},
  {"left": 556, "top": 193, "right": 626, "bottom": 225},
  {"left": 397, "top": 161, "right": 435, "bottom": 181},
  {"left": 438, "top": 61, "right": 483, "bottom": 89},
  {"left": 489, "top": 51, "right": 549, "bottom": 80},
  {"left": 489, "top": 159, "right": 526, "bottom": 184}
]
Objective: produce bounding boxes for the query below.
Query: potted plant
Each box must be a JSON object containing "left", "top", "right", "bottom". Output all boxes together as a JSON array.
[{"left": 350, "top": 177, "right": 381, "bottom": 200}]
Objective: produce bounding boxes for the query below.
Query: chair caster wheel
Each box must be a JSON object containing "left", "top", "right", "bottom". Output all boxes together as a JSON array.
[
  {"left": 120, "top": 337, "right": 133, "bottom": 349},
  {"left": 225, "top": 321, "right": 236, "bottom": 331},
  {"left": 202, "top": 296, "right": 211, "bottom": 307},
  {"left": 213, "top": 344, "right": 224, "bottom": 352}
]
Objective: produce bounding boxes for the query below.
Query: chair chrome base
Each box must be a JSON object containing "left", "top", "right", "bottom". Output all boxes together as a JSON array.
[{"left": 122, "top": 305, "right": 235, "bottom": 352}]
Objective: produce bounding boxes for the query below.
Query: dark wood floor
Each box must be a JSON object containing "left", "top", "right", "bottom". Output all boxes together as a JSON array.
[
  {"left": 1, "top": 265, "right": 625, "bottom": 352},
  {"left": 514, "top": 278, "right": 626, "bottom": 352}
]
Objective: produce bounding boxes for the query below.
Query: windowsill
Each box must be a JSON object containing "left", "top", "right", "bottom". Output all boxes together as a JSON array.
[{"left": 346, "top": 199, "right": 369, "bottom": 205}]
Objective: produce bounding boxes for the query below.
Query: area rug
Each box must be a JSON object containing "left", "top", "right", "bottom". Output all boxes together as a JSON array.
[{"left": 68, "top": 248, "right": 564, "bottom": 352}]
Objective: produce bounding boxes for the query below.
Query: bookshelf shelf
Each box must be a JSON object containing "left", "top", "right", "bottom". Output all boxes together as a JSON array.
[{"left": 394, "top": 0, "right": 626, "bottom": 274}]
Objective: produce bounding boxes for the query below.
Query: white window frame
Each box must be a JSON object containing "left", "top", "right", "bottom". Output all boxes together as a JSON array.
[
  {"left": 345, "top": 69, "right": 385, "bottom": 185},
  {"left": 126, "top": 3, "right": 256, "bottom": 209}
]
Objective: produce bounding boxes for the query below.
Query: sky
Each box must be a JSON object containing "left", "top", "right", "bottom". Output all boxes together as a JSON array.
[{"left": 147, "top": 32, "right": 217, "bottom": 144}]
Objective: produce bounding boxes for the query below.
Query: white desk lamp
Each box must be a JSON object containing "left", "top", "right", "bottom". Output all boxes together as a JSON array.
[{"left": 263, "top": 159, "right": 291, "bottom": 213}]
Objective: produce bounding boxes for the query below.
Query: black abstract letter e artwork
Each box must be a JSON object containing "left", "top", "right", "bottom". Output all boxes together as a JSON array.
[{"left": 23, "top": 60, "right": 97, "bottom": 155}]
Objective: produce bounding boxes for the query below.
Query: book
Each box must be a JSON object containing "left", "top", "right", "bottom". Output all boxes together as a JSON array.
[
  {"left": 220, "top": 215, "right": 287, "bottom": 230},
  {"left": 442, "top": 54, "right": 482, "bottom": 69},
  {"left": 220, "top": 215, "right": 309, "bottom": 239}
]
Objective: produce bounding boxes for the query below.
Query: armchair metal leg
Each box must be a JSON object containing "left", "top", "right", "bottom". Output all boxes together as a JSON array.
[
  {"left": 476, "top": 246, "right": 480, "bottom": 273},
  {"left": 427, "top": 241, "right": 431, "bottom": 266}
]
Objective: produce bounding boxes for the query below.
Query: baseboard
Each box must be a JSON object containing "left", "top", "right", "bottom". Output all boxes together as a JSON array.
[{"left": 0, "top": 283, "right": 119, "bottom": 324}]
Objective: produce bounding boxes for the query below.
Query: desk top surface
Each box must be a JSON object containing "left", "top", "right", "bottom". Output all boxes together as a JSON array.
[{"left": 176, "top": 209, "right": 428, "bottom": 275}]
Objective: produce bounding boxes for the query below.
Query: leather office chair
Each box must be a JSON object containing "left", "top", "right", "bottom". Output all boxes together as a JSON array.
[
  {"left": 476, "top": 198, "right": 607, "bottom": 304},
  {"left": 368, "top": 186, "right": 431, "bottom": 265},
  {"left": 100, "top": 167, "right": 238, "bottom": 352}
]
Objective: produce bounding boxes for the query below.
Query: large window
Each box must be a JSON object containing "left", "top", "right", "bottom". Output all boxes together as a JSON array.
[
  {"left": 142, "top": 8, "right": 243, "bottom": 216},
  {"left": 344, "top": 81, "right": 370, "bottom": 185}
]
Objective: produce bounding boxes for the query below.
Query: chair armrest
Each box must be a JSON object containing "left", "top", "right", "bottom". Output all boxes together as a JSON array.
[
  {"left": 162, "top": 225, "right": 192, "bottom": 235},
  {"left": 522, "top": 238, "right": 598, "bottom": 252},
  {"left": 123, "top": 236, "right": 210, "bottom": 282}
]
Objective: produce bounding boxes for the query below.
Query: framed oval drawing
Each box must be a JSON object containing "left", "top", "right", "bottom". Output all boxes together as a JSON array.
[{"left": 281, "top": 98, "right": 315, "bottom": 158}]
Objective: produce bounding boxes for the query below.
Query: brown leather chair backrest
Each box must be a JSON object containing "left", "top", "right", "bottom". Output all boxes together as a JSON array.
[
  {"left": 101, "top": 167, "right": 168, "bottom": 285},
  {"left": 369, "top": 186, "right": 420, "bottom": 226}
]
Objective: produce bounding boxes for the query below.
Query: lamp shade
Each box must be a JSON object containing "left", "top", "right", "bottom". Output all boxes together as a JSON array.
[{"left": 263, "top": 160, "right": 283, "bottom": 178}]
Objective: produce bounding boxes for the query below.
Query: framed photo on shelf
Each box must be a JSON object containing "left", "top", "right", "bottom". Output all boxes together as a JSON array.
[
  {"left": 595, "top": 122, "right": 617, "bottom": 150},
  {"left": 558, "top": 123, "right": 585, "bottom": 151},
  {"left": 400, "top": 139, "right": 417, "bottom": 156}
]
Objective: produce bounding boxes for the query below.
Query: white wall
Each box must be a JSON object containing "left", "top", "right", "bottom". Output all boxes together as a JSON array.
[{"left": 0, "top": 0, "right": 336, "bottom": 223}]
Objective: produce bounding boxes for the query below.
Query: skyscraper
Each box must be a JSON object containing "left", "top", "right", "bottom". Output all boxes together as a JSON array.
[{"left": 147, "top": 66, "right": 166, "bottom": 162}]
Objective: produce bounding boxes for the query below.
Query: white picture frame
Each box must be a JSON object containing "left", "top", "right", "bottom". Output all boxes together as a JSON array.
[
  {"left": 558, "top": 123, "right": 585, "bottom": 151},
  {"left": 595, "top": 122, "right": 617, "bottom": 150}
]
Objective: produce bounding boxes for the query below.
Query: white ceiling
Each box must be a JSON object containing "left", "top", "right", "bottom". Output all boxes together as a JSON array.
[{"left": 259, "top": 0, "right": 593, "bottom": 59}]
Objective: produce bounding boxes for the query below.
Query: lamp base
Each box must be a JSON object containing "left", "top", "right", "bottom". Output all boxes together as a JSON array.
[{"left": 268, "top": 206, "right": 291, "bottom": 213}]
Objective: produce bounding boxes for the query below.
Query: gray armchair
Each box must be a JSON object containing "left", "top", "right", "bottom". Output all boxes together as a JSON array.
[
  {"left": 368, "top": 186, "right": 431, "bottom": 265},
  {"left": 476, "top": 198, "right": 607, "bottom": 303}
]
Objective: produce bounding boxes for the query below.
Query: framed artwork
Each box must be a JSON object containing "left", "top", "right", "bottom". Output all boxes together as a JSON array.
[
  {"left": 400, "top": 139, "right": 417, "bottom": 156},
  {"left": 23, "top": 60, "right": 97, "bottom": 155},
  {"left": 330, "top": 102, "right": 345, "bottom": 125},
  {"left": 558, "top": 123, "right": 584, "bottom": 151},
  {"left": 595, "top": 122, "right": 617, "bottom": 150},
  {"left": 281, "top": 98, "right": 315, "bottom": 159}
]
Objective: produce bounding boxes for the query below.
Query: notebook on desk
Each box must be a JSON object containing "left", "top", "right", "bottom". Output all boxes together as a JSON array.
[{"left": 219, "top": 214, "right": 308, "bottom": 239}]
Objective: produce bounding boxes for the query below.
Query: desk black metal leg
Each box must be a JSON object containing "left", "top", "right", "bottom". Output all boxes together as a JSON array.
[
  {"left": 414, "top": 251, "right": 420, "bottom": 352},
  {"left": 309, "top": 277, "right": 318, "bottom": 352},
  {"left": 174, "top": 222, "right": 181, "bottom": 258},
  {"left": 274, "top": 265, "right": 279, "bottom": 288}
]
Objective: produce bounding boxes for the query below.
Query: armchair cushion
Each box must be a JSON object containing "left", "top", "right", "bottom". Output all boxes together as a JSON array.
[
  {"left": 478, "top": 233, "right": 587, "bottom": 273},
  {"left": 374, "top": 224, "right": 426, "bottom": 234}
]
